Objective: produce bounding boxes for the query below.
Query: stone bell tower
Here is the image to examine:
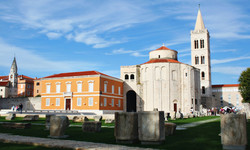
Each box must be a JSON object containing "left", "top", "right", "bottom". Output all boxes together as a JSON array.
[
  {"left": 8, "top": 57, "right": 18, "bottom": 97},
  {"left": 191, "top": 7, "right": 212, "bottom": 108}
]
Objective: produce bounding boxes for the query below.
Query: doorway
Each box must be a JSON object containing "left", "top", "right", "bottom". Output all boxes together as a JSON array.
[
  {"left": 66, "top": 99, "right": 71, "bottom": 110},
  {"left": 174, "top": 103, "right": 177, "bottom": 112},
  {"left": 126, "top": 90, "right": 136, "bottom": 112}
]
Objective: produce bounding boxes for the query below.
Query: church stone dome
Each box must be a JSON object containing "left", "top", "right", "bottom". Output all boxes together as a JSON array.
[{"left": 149, "top": 45, "right": 178, "bottom": 60}]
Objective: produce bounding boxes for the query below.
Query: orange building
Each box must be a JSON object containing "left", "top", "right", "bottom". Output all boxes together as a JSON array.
[
  {"left": 17, "top": 75, "right": 34, "bottom": 97},
  {"left": 38, "top": 71, "right": 123, "bottom": 114}
]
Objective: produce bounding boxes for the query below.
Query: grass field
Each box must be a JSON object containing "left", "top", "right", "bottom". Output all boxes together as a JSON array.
[{"left": 0, "top": 116, "right": 248, "bottom": 150}]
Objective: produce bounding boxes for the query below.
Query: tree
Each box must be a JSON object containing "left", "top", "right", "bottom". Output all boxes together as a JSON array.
[{"left": 238, "top": 68, "right": 250, "bottom": 103}]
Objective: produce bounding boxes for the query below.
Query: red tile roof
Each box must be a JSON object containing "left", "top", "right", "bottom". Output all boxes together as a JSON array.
[
  {"left": 0, "top": 76, "right": 8, "bottom": 80},
  {"left": 142, "top": 59, "right": 181, "bottom": 65},
  {"left": 0, "top": 81, "right": 9, "bottom": 86},
  {"left": 156, "top": 46, "right": 171, "bottom": 50},
  {"left": 42, "top": 70, "right": 119, "bottom": 80},
  {"left": 212, "top": 84, "right": 239, "bottom": 88},
  {"left": 18, "top": 75, "right": 34, "bottom": 80}
]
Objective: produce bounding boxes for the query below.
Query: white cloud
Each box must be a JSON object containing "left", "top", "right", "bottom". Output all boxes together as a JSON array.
[
  {"left": 0, "top": 38, "right": 101, "bottom": 77},
  {"left": 211, "top": 56, "right": 250, "bottom": 65},
  {"left": 46, "top": 32, "right": 62, "bottom": 39},
  {"left": 0, "top": 1, "right": 163, "bottom": 48},
  {"left": 212, "top": 66, "right": 246, "bottom": 75}
]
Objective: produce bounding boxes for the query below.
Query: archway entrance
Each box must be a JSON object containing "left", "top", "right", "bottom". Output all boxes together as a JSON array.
[{"left": 126, "top": 90, "right": 136, "bottom": 112}]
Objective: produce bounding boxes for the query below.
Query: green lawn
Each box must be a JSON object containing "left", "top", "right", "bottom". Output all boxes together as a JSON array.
[{"left": 0, "top": 116, "right": 248, "bottom": 150}]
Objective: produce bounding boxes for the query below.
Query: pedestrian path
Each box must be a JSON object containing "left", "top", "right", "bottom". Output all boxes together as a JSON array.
[
  {"left": 0, "top": 133, "right": 155, "bottom": 150},
  {"left": 176, "top": 118, "right": 220, "bottom": 130}
]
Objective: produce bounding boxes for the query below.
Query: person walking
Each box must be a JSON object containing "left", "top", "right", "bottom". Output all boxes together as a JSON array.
[{"left": 19, "top": 103, "right": 23, "bottom": 114}]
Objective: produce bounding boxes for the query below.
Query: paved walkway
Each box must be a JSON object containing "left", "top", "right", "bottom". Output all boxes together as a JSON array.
[
  {"left": 176, "top": 118, "right": 220, "bottom": 130},
  {"left": 0, "top": 133, "right": 155, "bottom": 150}
]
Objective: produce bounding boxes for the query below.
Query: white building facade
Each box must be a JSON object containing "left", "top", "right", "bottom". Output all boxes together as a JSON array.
[{"left": 121, "top": 45, "right": 201, "bottom": 115}]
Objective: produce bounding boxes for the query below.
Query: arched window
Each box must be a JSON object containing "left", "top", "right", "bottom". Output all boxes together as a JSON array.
[
  {"left": 202, "top": 86, "right": 205, "bottom": 94},
  {"left": 195, "top": 56, "right": 199, "bottom": 64},
  {"left": 130, "top": 74, "right": 134, "bottom": 80},
  {"left": 158, "top": 55, "right": 160, "bottom": 58},
  {"left": 125, "top": 74, "right": 129, "bottom": 80},
  {"left": 194, "top": 40, "right": 199, "bottom": 49},
  {"left": 201, "top": 56, "right": 205, "bottom": 64},
  {"left": 200, "top": 39, "right": 204, "bottom": 48},
  {"left": 201, "top": 72, "right": 205, "bottom": 80}
]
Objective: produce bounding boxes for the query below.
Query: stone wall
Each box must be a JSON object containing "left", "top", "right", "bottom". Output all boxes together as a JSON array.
[
  {"left": 242, "top": 103, "right": 250, "bottom": 119},
  {"left": 0, "top": 97, "right": 41, "bottom": 110}
]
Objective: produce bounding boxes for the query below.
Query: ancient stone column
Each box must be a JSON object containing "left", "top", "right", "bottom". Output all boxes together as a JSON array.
[
  {"left": 221, "top": 114, "right": 247, "bottom": 150},
  {"left": 49, "top": 116, "right": 69, "bottom": 138},
  {"left": 114, "top": 112, "right": 138, "bottom": 143},
  {"left": 138, "top": 111, "right": 165, "bottom": 144}
]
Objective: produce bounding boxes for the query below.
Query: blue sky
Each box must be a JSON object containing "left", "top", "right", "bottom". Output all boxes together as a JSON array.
[{"left": 0, "top": 0, "right": 249, "bottom": 84}]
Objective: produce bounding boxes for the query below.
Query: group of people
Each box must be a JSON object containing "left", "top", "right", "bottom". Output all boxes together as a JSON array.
[
  {"left": 11, "top": 103, "right": 23, "bottom": 113},
  {"left": 219, "top": 106, "right": 238, "bottom": 114}
]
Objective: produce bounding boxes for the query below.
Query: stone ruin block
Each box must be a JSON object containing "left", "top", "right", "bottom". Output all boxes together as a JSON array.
[
  {"left": 114, "top": 112, "right": 138, "bottom": 143},
  {"left": 221, "top": 114, "right": 247, "bottom": 150},
  {"left": 165, "top": 122, "right": 176, "bottom": 136},
  {"left": 49, "top": 116, "right": 70, "bottom": 138},
  {"left": 138, "top": 111, "right": 165, "bottom": 144},
  {"left": 5, "top": 113, "right": 16, "bottom": 120},
  {"left": 94, "top": 115, "right": 102, "bottom": 121},
  {"left": 105, "top": 119, "right": 115, "bottom": 124},
  {"left": 23, "top": 115, "right": 39, "bottom": 121},
  {"left": 82, "top": 121, "right": 101, "bottom": 132},
  {"left": 45, "top": 114, "right": 55, "bottom": 130},
  {"left": 72, "top": 116, "right": 84, "bottom": 122}
]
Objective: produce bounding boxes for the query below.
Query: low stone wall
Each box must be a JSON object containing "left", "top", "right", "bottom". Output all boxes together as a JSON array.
[{"left": 0, "top": 97, "right": 41, "bottom": 110}]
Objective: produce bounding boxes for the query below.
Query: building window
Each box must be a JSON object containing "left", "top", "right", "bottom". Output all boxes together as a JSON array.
[
  {"left": 220, "top": 96, "right": 223, "bottom": 106},
  {"left": 104, "top": 98, "right": 107, "bottom": 107},
  {"left": 88, "top": 97, "right": 93, "bottom": 106},
  {"left": 46, "top": 98, "right": 50, "bottom": 106},
  {"left": 191, "top": 98, "right": 193, "bottom": 105},
  {"left": 77, "top": 98, "right": 82, "bottom": 106},
  {"left": 118, "top": 100, "right": 121, "bottom": 107},
  {"left": 112, "top": 99, "right": 114, "bottom": 107},
  {"left": 46, "top": 84, "right": 51, "bottom": 93},
  {"left": 88, "top": 82, "right": 94, "bottom": 92},
  {"left": 125, "top": 74, "right": 129, "bottom": 80},
  {"left": 194, "top": 40, "right": 199, "bottom": 49},
  {"left": 56, "top": 98, "right": 60, "bottom": 106},
  {"left": 118, "top": 87, "right": 121, "bottom": 95},
  {"left": 228, "top": 95, "right": 231, "bottom": 106},
  {"left": 236, "top": 94, "right": 239, "bottom": 106},
  {"left": 37, "top": 90, "right": 39, "bottom": 93},
  {"left": 56, "top": 84, "right": 60, "bottom": 93},
  {"left": 130, "top": 74, "right": 135, "bottom": 80},
  {"left": 112, "top": 85, "right": 114, "bottom": 94},
  {"left": 104, "top": 83, "right": 107, "bottom": 93},
  {"left": 195, "top": 99, "right": 197, "bottom": 105},
  {"left": 201, "top": 56, "right": 205, "bottom": 64},
  {"left": 200, "top": 39, "right": 204, "bottom": 48},
  {"left": 195, "top": 56, "right": 199, "bottom": 64},
  {"left": 158, "top": 55, "right": 160, "bottom": 58},
  {"left": 27, "top": 91, "right": 30, "bottom": 95},
  {"left": 66, "top": 84, "right": 71, "bottom": 92},
  {"left": 21, "top": 84, "right": 23, "bottom": 88},
  {"left": 36, "top": 82, "right": 40, "bottom": 86},
  {"left": 201, "top": 72, "right": 205, "bottom": 80},
  {"left": 202, "top": 86, "right": 205, "bottom": 94},
  {"left": 185, "top": 73, "right": 188, "bottom": 77},
  {"left": 77, "top": 83, "right": 82, "bottom": 92},
  {"left": 27, "top": 85, "right": 30, "bottom": 89}
]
